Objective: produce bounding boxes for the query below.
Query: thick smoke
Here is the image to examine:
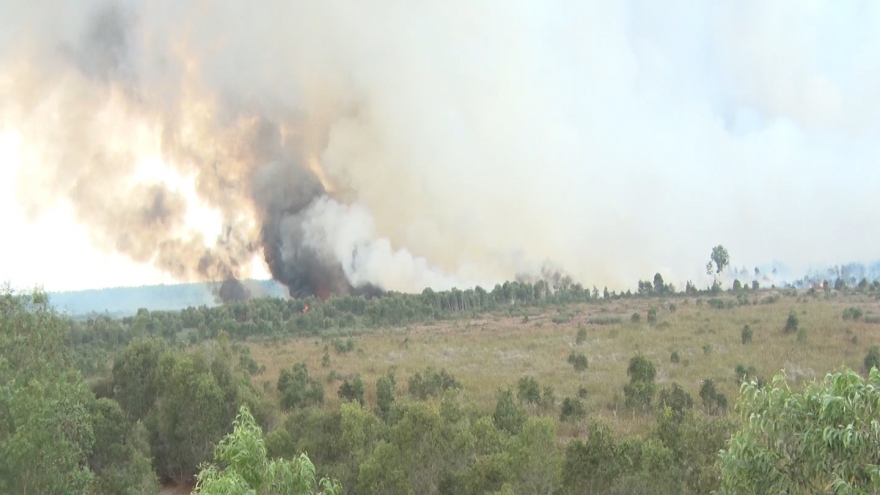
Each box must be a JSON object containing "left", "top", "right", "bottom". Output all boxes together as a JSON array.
[{"left": 3, "top": 1, "right": 880, "bottom": 296}]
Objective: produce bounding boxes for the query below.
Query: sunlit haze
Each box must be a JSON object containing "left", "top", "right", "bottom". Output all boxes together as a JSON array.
[{"left": 1, "top": 1, "right": 879, "bottom": 294}]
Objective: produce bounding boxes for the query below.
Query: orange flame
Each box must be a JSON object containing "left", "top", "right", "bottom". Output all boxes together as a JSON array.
[{"left": 302, "top": 303, "right": 309, "bottom": 313}]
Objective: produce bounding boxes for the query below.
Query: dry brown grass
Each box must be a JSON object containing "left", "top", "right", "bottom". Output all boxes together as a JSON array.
[{"left": 247, "top": 290, "right": 880, "bottom": 437}]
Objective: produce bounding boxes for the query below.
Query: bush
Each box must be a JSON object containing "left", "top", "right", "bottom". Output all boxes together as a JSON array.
[
  {"left": 670, "top": 351, "right": 680, "bottom": 364},
  {"left": 517, "top": 376, "right": 542, "bottom": 405},
  {"left": 699, "top": 379, "right": 727, "bottom": 415},
  {"left": 783, "top": 309, "right": 799, "bottom": 334},
  {"left": 408, "top": 367, "right": 461, "bottom": 399},
  {"left": 332, "top": 337, "right": 355, "bottom": 354},
  {"left": 337, "top": 375, "right": 365, "bottom": 405},
  {"left": 568, "top": 352, "right": 589, "bottom": 372},
  {"left": 657, "top": 383, "right": 693, "bottom": 422},
  {"left": 741, "top": 324, "right": 753, "bottom": 344},
  {"left": 708, "top": 298, "right": 726, "bottom": 309},
  {"left": 375, "top": 372, "right": 395, "bottom": 421},
  {"left": 647, "top": 307, "right": 658, "bottom": 323},
  {"left": 843, "top": 307, "right": 864, "bottom": 320},
  {"left": 631, "top": 312, "right": 641, "bottom": 323},
  {"left": 577, "top": 386, "right": 589, "bottom": 399},
  {"left": 864, "top": 346, "right": 880, "bottom": 372},
  {"left": 559, "top": 397, "right": 586, "bottom": 422},
  {"left": 668, "top": 303, "right": 677, "bottom": 312},
  {"left": 797, "top": 328, "right": 808, "bottom": 344},
  {"left": 494, "top": 388, "right": 526, "bottom": 434},
  {"left": 590, "top": 315, "right": 623, "bottom": 325},
  {"left": 576, "top": 326, "right": 587, "bottom": 345},
  {"left": 624, "top": 354, "right": 656, "bottom": 411},
  {"left": 277, "top": 363, "right": 325, "bottom": 410}
]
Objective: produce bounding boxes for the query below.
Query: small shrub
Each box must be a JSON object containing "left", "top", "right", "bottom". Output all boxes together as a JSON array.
[
  {"left": 494, "top": 388, "right": 526, "bottom": 434},
  {"left": 517, "top": 376, "right": 542, "bottom": 405},
  {"left": 321, "top": 350, "right": 331, "bottom": 368},
  {"left": 797, "top": 328, "right": 808, "bottom": 344},
  {"left": 337, "top": 375, "right": 365, "bottom": 405},
  {"left": 668, "top": 303, "right": 676, "bottom": 312},
  {"left": 590, "top": 315, "right": 623, "bottom": 325},
  {"left": 542, "top": 385, "right": 556, "bottom": 409},
  {"left": 864, "top": 346, "right": 880, "bottom": 372},
  {"left": 559, "top": 397, "right": 586, "bottom": 422},
  {"left": 843, "top": 307, "right": 864, "bottom": 320},
  {"left": 552, "top": 313, "right": 571, "bottom": 324},
  {"left": 670, "top": 351, "right": 680, "bottom": 364},
  {"left": 332, "top": 337, "right": 355, "bottom": 354},
  {"left": 647, "top": 307, "right": 658, "bottom": 323},
  {"left": 707, "top": 298, "right": 726, "bottom": 309},
  {"left": 568, "top": 352, "right": 589, "bottom": 372},
  {"left": 699, "top": 378, "right": 727, "bottom": 415},
  {"left": 408, "top": 367, "right": 462, "bottom": 399},
  {"left": 741, "top": 324, "right": 753, "bottom": 344},
  {"left": 576, "top": 326, "right": 587, "bottom": 345},
  {"left": 657, "top": 383, "right": 693, "bottom": 422},
  {"left": 784, "top": 309, "right": 799, "bottom": 334},
  {"left": 702, "top": 343, "right": 712, "bottom": 356},
  {"left": 631, "top": 312, "right": 641, "bottom": 323},
  {"left": 577, "top": 386, "right": 589, "bottom": 399}
]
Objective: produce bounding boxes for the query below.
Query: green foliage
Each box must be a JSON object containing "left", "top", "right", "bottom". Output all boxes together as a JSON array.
[
  {"left": 706, "top": 245, "right": 730, "bottom": 275},
  {"left": 517, "top": 376, "right": 541, "bottom": 405},
  {"left": 631, "top": 312, "right": 641, "bottom": 323},
  {"left": 0, "top": 289, "right": 159, "bottom": 495},
  {"left": 332, "top": 337, "right": 355, "bottom": 354},
  {"left": 864, "top": 346, "right": 880, "bottom": 372},
  {"left": 784, "top": 309, "right": 799, "bottom": 334},
  {"left": 624, "top": 354, "right": 656, "bottom": 411},
  {"left": 88, "top": 399, "right": 160, "bottom": 495},
  {"left": 278, "top": 363, "right": 325, "bottom": 410},
  {"left": 559, "top": 397, "right": 586, "bottom": 422},
  {"left": 698, "top": 379, "right": 727, "bottom": 415},
  {"left": 577, "top": 386, "right": 589, "bottom": 399},
  {"left": 337, "top": 375, "right": 365, "bottom": 405},
  {"left": 741, "top": 324, "right": 753, "bottom": 344},
  {"left": 567, "top": 352, "right": 589, "bottom": 372},
  {"left": 375, "top": 372, "right": 396, "bottom": 421},
  {"left": 670, "top": 351, "right": 680, "bottom": 364},
  {"left": 843, "top": 306, "right": 864, "bottom": 320},
  {"left": 575, "top": 326, "right": 587, "bottom": 345},
  {"left": 321, "top": 350, "right": 331, "bottom": 368},
  {"left": 719, "top": 369, "right": 880, "bottom": 494},
  {"left": 407, "top": 367, "right": 461, "bottom": 399},
  {"left": 657, "top": 383, "right": 693, "bottom": 423},
  {"left": 493, "top": 388, "right": 527, "bottom": 435},
  {"left": 647, "top": 307, "right": 658, "bottom": 323},
  {"left": 194, "top": 406, "right": 341, "bottom": 495}
]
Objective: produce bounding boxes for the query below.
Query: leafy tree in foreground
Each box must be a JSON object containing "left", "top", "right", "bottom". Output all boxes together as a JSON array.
[
  {"left": 194, "top": 406, "right": 341, "bottom": 495},
  {"left": 718, "top": 369, "right": 880, "bottom": 494}
]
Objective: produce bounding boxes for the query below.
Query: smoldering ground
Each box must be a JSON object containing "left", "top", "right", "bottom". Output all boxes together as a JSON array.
[{"left": 2, "top": 1, "right": 880, "bottom": 297}]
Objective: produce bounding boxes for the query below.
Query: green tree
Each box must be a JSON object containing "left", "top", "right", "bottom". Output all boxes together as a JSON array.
[
  {"left": 624, "top": 354, "right": 656, "bottom": 411},
  {"left": 719, "top": 370, "right": 880, "bottom": 494},
  {"left": 706, "top": 245, "right": 730, "bottom": 276},
  {"left": 784, "top": 309, "right": 799, "bottom": 334},
  {"left": 337, "top": 375, "right": 365, "bottom": 405},
  {"left": 517, "top": 376, "right": 542, "bottom": 405},
  {"left": 375, "top": 372, "right": 396, "bottom": 422},
  {"left": 653, "top": 273, "right": 665, "bottom": 293},
  {"left": 194, "top": 406, "right": 341, "bottom": 494},
  {"left": 493, "top": 388, "right": 526, "bottom": 435}
]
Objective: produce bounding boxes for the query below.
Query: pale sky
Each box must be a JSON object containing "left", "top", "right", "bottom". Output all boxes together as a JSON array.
[{"left": 2, "top": 1, "right": 880, "bottom": 293}]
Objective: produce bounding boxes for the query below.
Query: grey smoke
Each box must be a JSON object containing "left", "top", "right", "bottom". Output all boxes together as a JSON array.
[{"left": 2, "top": 1, "right": 880, "bottom": 296}]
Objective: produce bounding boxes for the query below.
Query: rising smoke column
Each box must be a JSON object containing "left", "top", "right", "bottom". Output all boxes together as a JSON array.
[{"left": 3, "top": 1, "right": 880, "bottom": 295}]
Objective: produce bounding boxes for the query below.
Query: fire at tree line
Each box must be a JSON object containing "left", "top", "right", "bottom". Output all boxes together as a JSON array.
[{"left": 5, "top": 246, "right": 880, "bottom": 493}]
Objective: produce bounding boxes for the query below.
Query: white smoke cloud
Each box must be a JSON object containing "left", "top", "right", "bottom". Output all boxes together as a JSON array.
[{"left": 2, "top": 0, "right": 880, "bottom": 293}]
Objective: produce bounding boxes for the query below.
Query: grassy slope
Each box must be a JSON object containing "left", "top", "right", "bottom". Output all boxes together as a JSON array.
[{"left": 248, "top": 290, "right": 880, "bottom": 436}]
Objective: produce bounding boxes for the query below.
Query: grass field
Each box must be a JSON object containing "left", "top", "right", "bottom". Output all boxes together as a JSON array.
[{"left": 248, "top": 290, "right": 880, "bottom": 436}]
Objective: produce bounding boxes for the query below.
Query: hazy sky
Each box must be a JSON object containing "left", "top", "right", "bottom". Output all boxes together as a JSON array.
[{"left": 1, "top": 1, "right": 879, "bottom": 293}]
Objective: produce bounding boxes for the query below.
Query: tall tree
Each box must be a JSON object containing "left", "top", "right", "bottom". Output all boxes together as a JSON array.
[{"left": 706, "top": 245, "right": 730, "bottom": 277}]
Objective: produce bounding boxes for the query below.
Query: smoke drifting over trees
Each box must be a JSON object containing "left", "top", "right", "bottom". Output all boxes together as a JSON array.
[{"left": 2, "top": 1, "right": 880, "bottom": 297}]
